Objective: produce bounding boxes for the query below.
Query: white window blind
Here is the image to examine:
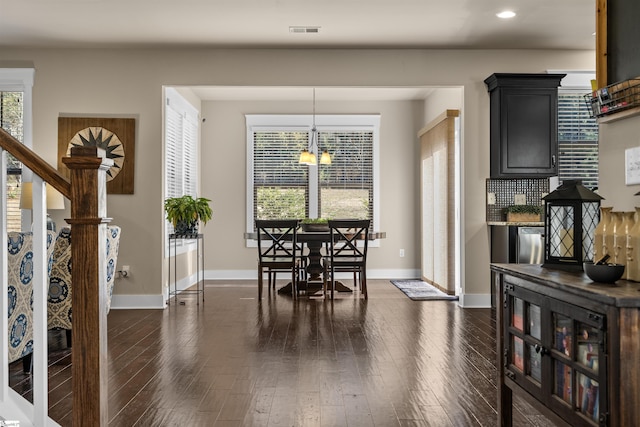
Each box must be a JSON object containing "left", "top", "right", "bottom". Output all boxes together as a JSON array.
[
  {"left": 1, "top": 90, "right": 25, "bottom": 232},
  {"left": 164, "top": 88, "right": 199, "bottom": 238},
  {"left": 247, "top": 115, "right": 379, "bottom": 235},
  {"left": 558, "top": 91, "right": 599, "bottom": 189},
  {"left": 318, "top": 130, "right": 373, "bottom": 221},
  {"left": 253, "top": 130, "right": 309, "bottom": 220}
]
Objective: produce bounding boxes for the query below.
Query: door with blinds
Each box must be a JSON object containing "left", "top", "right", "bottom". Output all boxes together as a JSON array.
[{"left": 418, "top": 110, "right": 459, "bottom": 295}]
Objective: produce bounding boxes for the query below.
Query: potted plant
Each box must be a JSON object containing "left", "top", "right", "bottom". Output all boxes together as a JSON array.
[
  {"left": 301, "top": 217, "right": 329, "bottom": 232},
  {"left": 164, "top": 195, "right": 213, "bottom": 236},
  {"left": 503, "top": 205, "right": 542, "bottom": 222}
]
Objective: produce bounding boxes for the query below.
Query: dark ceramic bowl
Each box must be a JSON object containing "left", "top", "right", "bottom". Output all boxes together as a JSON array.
[{"left": 583, "top": 262, "right": 625, "bottom": 283}]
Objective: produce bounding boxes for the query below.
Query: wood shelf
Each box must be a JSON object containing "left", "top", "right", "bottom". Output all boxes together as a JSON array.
[{"left": 597, "top": 105, "right": 640, "bottom": 124}]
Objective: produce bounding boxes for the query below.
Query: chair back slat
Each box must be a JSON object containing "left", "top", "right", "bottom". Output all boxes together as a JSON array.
[
  {"left": 256, "top": 219, "right": 300, "bottom": 260},
  {"left": 328, "top": 219, "right": 370, "bottom": 261}
]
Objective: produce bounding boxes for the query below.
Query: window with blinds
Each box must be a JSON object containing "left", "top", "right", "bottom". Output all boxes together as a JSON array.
[
  {"left": 318, "top": 130, "right": 373, "bottom": 220},
  {"left": 558, "top": 91, "right": 599, "bottom": 189},
  {"left": 253, "top": 130, "right": 309, "bottom": 220},
  {"left": 164, "top": 88, "right": 199, "bottom": 238},
  {"left": 247, "top": 115, "right": 379, "bottom": 234},
  {"left": 1, "top": 91, "right": 24, "bottom": 232}
]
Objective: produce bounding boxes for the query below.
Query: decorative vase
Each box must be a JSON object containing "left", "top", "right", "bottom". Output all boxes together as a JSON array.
[
  {"left": 614, "top": 211, "right": 634, "bottom": 270},
  {"left": 593, "top": 206, "right": 612, "bottom": 262},
  {"left": 605, "top": 211, "right": 622, "bottom": 264},
  {"left": 175, "top": 220, "right": 198, "bottom": 236},
  {"left": 626, "top": 207, "right": 640, "bottom": 282}
]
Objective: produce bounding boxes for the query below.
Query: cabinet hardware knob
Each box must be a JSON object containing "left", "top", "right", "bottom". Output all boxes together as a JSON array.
[{"left": 534, "top": 344, "right": 549, "bottom": 355}]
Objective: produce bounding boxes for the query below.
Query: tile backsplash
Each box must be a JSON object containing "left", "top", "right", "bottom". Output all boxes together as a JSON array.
[{"left": 486, "top": 178, "right": 549, "bottom": 222}]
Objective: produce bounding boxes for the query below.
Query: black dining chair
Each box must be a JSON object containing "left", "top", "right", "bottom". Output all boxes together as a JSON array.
[
  {"left": 256, "top": 219, "right": 301, "bottom": 299},
  {"left": 323, "top": 219, "right": 371, "bottom": 300}
]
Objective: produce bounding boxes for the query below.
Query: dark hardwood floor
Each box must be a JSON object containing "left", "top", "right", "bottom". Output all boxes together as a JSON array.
[{"left": 10, "top": 279, "right": 556, "bottom": 426}]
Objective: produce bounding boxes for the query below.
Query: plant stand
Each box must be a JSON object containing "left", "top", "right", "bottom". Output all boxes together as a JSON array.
[{"left": 168, "top": 233, "right": 205, "bottom": 305}]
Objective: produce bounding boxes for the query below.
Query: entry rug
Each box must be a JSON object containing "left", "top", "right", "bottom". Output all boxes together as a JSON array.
[{"left": 390, "top": 280, "right": 459, "bottom": 301}]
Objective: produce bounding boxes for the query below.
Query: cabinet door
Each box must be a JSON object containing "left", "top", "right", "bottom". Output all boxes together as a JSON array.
[
  {"left": 485, "top": 73, "right": 564, "bottom": 178},
  {"left": 548, "top": 299, "right": 607, "bottom": 426},
  {"left": 503, "top": 282, "right": 607, "bottom": 426},
  {"left": 503, "top": 284, "right": 546, "bottom": 400},
  {"left": 495, "top": 87, "right": 558, "bottom": 177}
]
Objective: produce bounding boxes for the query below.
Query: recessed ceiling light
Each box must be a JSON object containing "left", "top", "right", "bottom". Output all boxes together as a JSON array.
[{"left": 496, "top": 11, "right": 516, "bottom": 19}]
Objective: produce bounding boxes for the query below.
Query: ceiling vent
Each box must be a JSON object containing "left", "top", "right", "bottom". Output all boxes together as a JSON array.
[{"left": 289, "top": 26, "right": 320, "bottom": 34}]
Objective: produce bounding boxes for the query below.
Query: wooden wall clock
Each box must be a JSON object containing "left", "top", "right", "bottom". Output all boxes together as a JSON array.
[{"left": 58, "top": 117, "right": 136, "bottom": 194}]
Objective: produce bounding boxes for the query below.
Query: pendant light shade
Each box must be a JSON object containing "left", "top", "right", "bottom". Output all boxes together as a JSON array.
[
  {"left": 299, "top": 88, "right": 331, "bottom": 166},
  {"left": 320, "top": 150, "right": 331, "bottom": 164}
]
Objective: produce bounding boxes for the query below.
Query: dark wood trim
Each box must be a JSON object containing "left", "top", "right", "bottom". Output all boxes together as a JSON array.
[
  {"left": 62, "top": 146, "right": 113, "bottom": 426},
  {"left": 0, "top": 127, "right": 71, "bottom": 199},
  {"left": 596, "top": 0, "right": 608, "bottom": 88}
]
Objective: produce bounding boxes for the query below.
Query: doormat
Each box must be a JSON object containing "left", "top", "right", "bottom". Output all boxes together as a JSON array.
[{"left": 390, "top": 280, "right": 459, "bottom": 301}]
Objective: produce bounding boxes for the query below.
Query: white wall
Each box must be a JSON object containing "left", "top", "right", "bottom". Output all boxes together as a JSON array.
[
  {"left": 598, "top": 115, "right": 640, "bottom": 211},
  {"left": 0, "top": 47, "right": 594, "bottom": 308},
  {"left": 201, "top": 99, "right": 422, "bottom": 278}
]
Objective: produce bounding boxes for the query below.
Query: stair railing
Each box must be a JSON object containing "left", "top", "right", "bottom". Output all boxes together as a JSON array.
[{"left": 0, "top": 126, "right": 112, "bottom": 426}]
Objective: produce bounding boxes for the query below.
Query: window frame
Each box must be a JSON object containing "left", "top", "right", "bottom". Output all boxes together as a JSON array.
[
  {"left": 164, "top": 87, "right": 200, "bottom": 255},
  {"left": 1, "top": 67, "right": 34, "bottom": 232},
  {"left": 246, "top": 114, "right": 380, "bottom": 247},
  {"left": 557, "top": 89, "right": 599, "bottom": 190}
]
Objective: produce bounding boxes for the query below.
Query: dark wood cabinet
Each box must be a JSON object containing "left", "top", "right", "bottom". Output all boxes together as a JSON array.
[
  {"left": 492, "top": 263, "right": 640, "bottom": 426},
  {"left": 485, "top": 73, "right": 565, "bottom": 178}
]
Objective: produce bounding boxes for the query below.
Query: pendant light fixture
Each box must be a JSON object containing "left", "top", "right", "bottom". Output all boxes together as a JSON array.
[{"left": 299, "top": 88, "right": 331, "bottom": 165}]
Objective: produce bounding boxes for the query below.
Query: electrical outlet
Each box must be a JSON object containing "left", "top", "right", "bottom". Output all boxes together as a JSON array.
[
  {"left": 514, "top": 194, "right": 526, "bottom": 205},
  {"left": 399, "top": 249, "right": 405, "bottom": 258},
  {"left": 119, "top": 265, "right": 130, "bottom": 278},
  {"left": 487, "top": 192, "right": 496, "bottom": 205}
]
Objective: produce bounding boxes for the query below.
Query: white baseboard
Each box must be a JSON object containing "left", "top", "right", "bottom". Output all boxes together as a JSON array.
[
  {"left": 110, "top": 294, "right": 165, "bottom": 310},
  {"left": 458, "top": 293, "right": 491, "bottom": 308},
  {"left": 109, "top": 270, "right": 490, "bottom": 310}
]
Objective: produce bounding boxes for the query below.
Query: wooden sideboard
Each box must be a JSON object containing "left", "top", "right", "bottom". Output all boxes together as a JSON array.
[{"left": 491, "top": 263, "right": 640, "bottom": 426}]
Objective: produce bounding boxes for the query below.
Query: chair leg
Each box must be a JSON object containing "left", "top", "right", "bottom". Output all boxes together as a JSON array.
[
  {"left": 258, "top": 266, "right": 264, "bottom": 299},
  {"left": 291, "top": 267, "right": 297, "bottom": 300},
  {"left": 361, "top": 268, "right": 368, "bottom": 299},
  {"left": 66, "top": 329, "right": 72, "bottom": 348},
  {"left": 322, "top": 263, "right": 328, "bottom": 298},
  {"left": 22, "top": 353, "right": 32, "bottom": 374},
  {"left": 331, "top": 265, "right": 335, "bottom": 300}
]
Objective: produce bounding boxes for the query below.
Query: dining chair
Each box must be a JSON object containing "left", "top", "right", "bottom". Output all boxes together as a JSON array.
[
  {"left": 256, "top": 219, "right": 301, "bottom": 299},
  {"left": 323, "top": 219, "right": 371, "bottom": 300},
  {"left": 269, "top": 237, "right": 307, "bottom": 290}
]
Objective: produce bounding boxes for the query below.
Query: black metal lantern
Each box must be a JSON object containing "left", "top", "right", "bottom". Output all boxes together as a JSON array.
[{"left": 542, "top": 180, "right": 603, "bottom": 271}]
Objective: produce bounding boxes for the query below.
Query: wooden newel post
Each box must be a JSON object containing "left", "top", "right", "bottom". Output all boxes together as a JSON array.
[{"left": 62, "top": 146, "right": 113, "bottom": 426}]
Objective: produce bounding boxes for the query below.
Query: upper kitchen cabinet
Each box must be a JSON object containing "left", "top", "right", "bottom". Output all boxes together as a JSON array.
[{"left": 485, "top": 73, "right": 565, "bottom": 178}]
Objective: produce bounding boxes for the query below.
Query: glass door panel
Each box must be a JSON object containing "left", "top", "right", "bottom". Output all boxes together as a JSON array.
[
  {"left": 527, "top": 343, "right": 542, "bottom": 382},
  {"left": 576, "top": 372, "right": 600, "bottom": 422},
  {"left": 513, "top": 336, "right": 524, "bottom": 371},
  {"left": 528, "top": 303, "right": 541, "bottom": 340},
  {"left": 555, "top": 360, "right": 573, "bottom": 404},
  {"left": 577, "top": 322, "right": 600, "bottom": 374},
  {"left": 512, "top": 297, "right": 524, "bottom": 331},
  {"left": 554, "top": 313, "right": 573, "bottom": 358}
]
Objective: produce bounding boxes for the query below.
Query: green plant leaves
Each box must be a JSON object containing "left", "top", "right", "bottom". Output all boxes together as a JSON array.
[{"left": 164, "top": 195, "right": 212, "bottom": 227}]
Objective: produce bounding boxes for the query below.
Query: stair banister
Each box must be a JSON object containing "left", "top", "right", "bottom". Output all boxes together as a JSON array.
[
  {"left": 62, "top": 145, "right": 113, "bottom": 426},
  {"left": 1, "top": 127, "right": 113, "bottom": 426}
]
